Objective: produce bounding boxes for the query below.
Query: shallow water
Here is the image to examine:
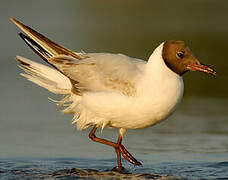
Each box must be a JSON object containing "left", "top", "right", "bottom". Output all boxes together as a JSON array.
[{"left": 1, "top": 156, "right": 228, "bottom": 179}]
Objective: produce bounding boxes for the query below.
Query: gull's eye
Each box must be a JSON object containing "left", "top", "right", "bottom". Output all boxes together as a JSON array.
[{"left": 177, "top": 52, "right": 184, "bottom": 59}]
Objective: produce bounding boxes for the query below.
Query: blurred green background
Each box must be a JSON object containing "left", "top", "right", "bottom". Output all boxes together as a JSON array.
[{"left": 0, "top": 0, "right": 227, "bottom": 158}]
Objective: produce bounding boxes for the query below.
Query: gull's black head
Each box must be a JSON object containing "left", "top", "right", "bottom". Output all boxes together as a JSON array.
[{"left": 162, "top": 40, "right": 216, "bottom": 76}]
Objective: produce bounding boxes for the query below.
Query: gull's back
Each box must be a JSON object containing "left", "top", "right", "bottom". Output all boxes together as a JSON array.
[{"left": 47, "top": 52, "right": 146, "bottom": 96}]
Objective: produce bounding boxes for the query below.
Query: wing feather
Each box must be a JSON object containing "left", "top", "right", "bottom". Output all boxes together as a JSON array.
[{"left": 49, "top": 53, "right": 145, "bottom": 96}]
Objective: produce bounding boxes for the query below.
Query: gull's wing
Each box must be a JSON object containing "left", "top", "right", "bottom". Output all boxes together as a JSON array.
[
  {"left": 11, "top": 18, "right": 145, "bottom": 96},
  {"left": 49, "top": 53, "right": 145, "bottom": 96}
]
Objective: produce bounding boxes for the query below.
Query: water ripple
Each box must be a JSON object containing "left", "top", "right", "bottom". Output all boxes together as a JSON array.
[{"left": 1, "top": 158, "right": 228, "bottom": 179}]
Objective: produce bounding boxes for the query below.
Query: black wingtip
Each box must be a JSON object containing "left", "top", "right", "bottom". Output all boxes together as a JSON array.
[
  {"left": 18, "top": 32, "right": 58, "bottom": 70},
  {"left": 18, "top": 32, "right": 51, "bottom": 58}
]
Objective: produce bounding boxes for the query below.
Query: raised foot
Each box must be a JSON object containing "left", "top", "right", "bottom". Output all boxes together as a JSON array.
[{"left": 119, "top": 145, "right": 142, "bottom": 166}]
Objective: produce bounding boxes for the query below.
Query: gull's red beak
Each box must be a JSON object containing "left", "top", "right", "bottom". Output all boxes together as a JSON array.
[{"left": 187, "top": 63, "right": 216, "bottom": 76}]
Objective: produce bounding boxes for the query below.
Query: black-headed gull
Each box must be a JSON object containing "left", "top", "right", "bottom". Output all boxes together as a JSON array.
[{"left": 11, "top": 18, "right": 216, "bottom": 172}]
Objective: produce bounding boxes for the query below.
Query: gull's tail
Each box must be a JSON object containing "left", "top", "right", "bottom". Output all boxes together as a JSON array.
[{"left": 16, "top": 56, "right": 72, "bottom": 94}]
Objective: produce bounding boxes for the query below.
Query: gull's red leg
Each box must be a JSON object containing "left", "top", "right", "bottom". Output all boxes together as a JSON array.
[
  {"left": 115, "top": 146, "right": 122, "bottom": 171},
  {"left": 115, "top": 132, "right": 123, "bottom": 171},
  {"left": 89, "top": 125, "right": 117, "bottom": 147},
  {"left": 88, "top": 125, "right": 142, "bottom": 171},
  {"left": 117, "top": 133, "right": 142, "bottom": 166},
  {"left": 89, "top": 125, "right": 123, "bottom": 171}
]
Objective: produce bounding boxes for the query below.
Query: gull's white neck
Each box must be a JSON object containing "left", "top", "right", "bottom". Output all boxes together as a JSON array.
[
  {"left": 146, "top": 43, "right": 181, "bottom": 82},
  {"left": 139, "top": 42, "right": 184, "bottom": 92},
  {"left": 135, "top": 42, "right": 184, "bottom": 127}
]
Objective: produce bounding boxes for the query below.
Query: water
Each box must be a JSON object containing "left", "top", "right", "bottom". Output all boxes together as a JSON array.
[
  {"left": 1, "top": 1, "right": 228, "bottom": 179},
  {"left": 1, "top": 155, "right": 228, "bottom": 179}
]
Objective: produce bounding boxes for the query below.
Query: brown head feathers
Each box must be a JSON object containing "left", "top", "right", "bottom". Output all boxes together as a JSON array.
[
  {"left": 162, "top": 40, "right": 216, "bottom": 76},
  {"left": 162, "top": 40, "right": 199, "bottom": 76}
]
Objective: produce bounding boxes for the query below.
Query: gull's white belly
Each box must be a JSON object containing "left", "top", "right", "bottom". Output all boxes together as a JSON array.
[{"left": 110, "top": 78, "right": 184, "bottom": 129}]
